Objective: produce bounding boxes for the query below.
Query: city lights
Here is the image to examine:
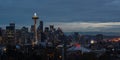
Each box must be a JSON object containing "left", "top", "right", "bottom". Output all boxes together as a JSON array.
[
  {"left": 0, "top": 13, "right": 120, "bottom": 60},
  {"left": 90, "top": 40, "right": 95, "bottom": 44}
]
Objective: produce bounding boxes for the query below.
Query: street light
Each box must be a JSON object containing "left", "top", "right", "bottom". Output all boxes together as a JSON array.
[{"left": 90, "top": 40, "right": 95, "bottom": 44}]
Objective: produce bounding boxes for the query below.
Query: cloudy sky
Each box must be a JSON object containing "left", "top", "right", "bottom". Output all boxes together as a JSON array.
[{"left": 0, "top": 0, "right": 120, "bottom": 32}]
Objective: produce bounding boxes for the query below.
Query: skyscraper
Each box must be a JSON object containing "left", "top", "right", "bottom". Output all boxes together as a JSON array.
[
  {"left": 10, "top": 23, "right": 15, "bottom": 27},
  {"left": 15, "top": 29, "right": 21, "bottom": 44},
  {"left": 0, "top": 27, "right": 2, "bottom": 44},
  {"left": 40, "top": 21, "right": 43, "bottom": 32},
  {"left": 0, "top": 27, "right": 2, "bottom": 36},
  {"left": 21, "top": 27, "right": 29, "bottom": 44},
  {"left": 5, "top": 23, "right": 15, "bottom": 45},
  {"left": 30, "top": 25, "right": 34, "bottom": 33},
  {"left": 30, "top": 25, "right": 34, "bottom": 42},
  {"left": 44, "top": 27, "right": 49, "bottom": 33},
  {"left": 37, "top": 21, "right": 44, "bottom": 42},
  {"left": 50, "top": 25, "right": 54, "bottom": 32}
]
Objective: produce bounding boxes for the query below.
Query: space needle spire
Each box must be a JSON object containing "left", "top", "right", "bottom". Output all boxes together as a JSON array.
[{"left": 32, "top": 13, "right": 39, "bottom": 45}]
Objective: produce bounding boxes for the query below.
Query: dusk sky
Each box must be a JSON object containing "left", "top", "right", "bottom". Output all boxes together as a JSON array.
[{"left": 0, "top": 0, "right": 120, "bottom": 32}]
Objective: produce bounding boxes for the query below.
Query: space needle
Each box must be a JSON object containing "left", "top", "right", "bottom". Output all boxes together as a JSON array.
[{"left": 32, "top": 13, "right": 39, "bottom": 45}]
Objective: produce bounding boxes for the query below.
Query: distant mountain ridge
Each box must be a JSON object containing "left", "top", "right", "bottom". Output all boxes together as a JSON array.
[{"left": 64, "top": 32, "right": 120, "bottom": 36}]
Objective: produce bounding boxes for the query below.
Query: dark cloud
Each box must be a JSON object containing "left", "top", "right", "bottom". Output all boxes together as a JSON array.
[
  {"left": 0, "top": 0, "right": 120, "bottom": 32},
  {"left": 0, "top": 0, "right": 119, "bottom": 22}
]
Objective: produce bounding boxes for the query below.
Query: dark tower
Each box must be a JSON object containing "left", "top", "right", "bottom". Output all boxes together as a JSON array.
[
  {"left": 50, "top": 25, "right": 54, "bottom": 32},
  {"left": 10, "top": 23, "right": 15, "bottom": 28},
  {"left": 37, "top": 21, "right": 44, "bottom": 42},
  {"left": 21, "top": 27, "right": 29, "bottom": 44},
  {"left": 6, "top": 23, "right": 15, "bottom": 45},
  {"left": 40, "top": 21, "right": 44, "bottom": 42},
  {"left": 0, "top": 27, "right": 2, "bottom": 36},
  {"left": 40, "top": 21, "right": 43, "bottom": 32},
  {"left": 44, "top": 27, "right": 49, "bottom": 32},
  {"left": 0, "top": 27, "right": 2, "bottom": 44},
  {"left": 30, "top": 25, "right": 34, "bottom": 33}
]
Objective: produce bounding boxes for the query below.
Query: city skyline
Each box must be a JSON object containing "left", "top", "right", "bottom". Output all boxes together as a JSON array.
[{"left": 0, "top": 0, "right": 120, "bottom": 32}]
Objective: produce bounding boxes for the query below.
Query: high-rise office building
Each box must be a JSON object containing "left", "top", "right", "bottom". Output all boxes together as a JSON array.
[
  {"left": 0, "top": 27, "right": 2, "bottom": 36},
  {"left": 43, "top": 27, "right": 49, "bottom": 42},
  {"left": 50, "top": 25, "right": 54, "bottom": 31},
  {"left": 5, "top": 23, "right": 15, "bottom": 45},
  {"left": 30, "top": 25, "right": 34, "bottom": 33},
  {"left": 10, "top": 23, "right": 15, "bottom": 27},
  {"left": 30, "top": 25, "right": 34, "bottom": 43},
  {"left": 41, "top": 32, "right": 46, "bottom": 42},
  {"left": 40, "top": 21, "right": 43, "bottom": 32},
  {"left": 21, "top": 27, "right": 29, "bottom": 44},
  {"left": 44, "top": 27, "right": 49, "bottom": 33},
  {"left": 37, "top": 21, "right": 44, "bottom": 42},
  {"left": 0, "top": 27, "right": 2, "bottom": 44},
  {"left": 1, "top": 29, "right": 6, "bottom": 44},
  {"left": 15, "top": 29, "right": 21, "bottom": 44}
]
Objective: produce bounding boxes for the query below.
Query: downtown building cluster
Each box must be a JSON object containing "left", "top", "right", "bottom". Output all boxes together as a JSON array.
[
  {"left": 1, "top": 22, "right": 120, "bottom": 60},
  {"left": 1, "top": 15, "right": 120, "bottom": 60},
  {"left": 0, "top": 21, "right": 65, "bottom": 46}
]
